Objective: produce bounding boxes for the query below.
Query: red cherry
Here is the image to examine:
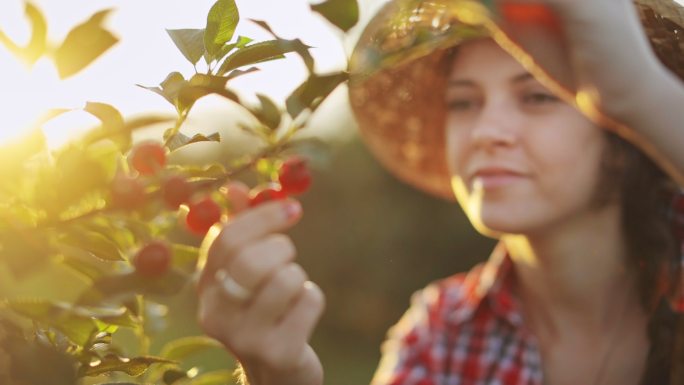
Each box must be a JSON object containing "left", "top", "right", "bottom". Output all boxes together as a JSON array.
[
  {"left": 277, "top": 156, "right": 312, "bottom": 195},
  {"left": 500, "top": 3, "right": 561, "bottom": 35},
  {"left": 110, "top": 175, "right": 146, "bottom": 209},
  {"left": 162, "top": 175, "right": 193, "bottom": 209},
  {"left": 133, "top": 241, "right": 172, "bottom": 277},
  {"left": 248, "top": 183, "right": 288, "bottom": 207},
  {"left": 129, "top": 141, "right": 167, "bottom": 176},
  {"left": 186, "top": 197, "right": 222, "bottom": 235}
]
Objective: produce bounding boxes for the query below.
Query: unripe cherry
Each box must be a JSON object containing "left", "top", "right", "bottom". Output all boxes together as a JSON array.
[
  {"left": 186, "top": 197, "right": 222, "bottom": 235},
  {"left": 133, "top": 241, "right": 171, "bottom": 277},
  {"left": 110, "top": 174, "right": 146, "bottom": 209},
  {"left": 129, "top": 141, "right": 167, "bottom": 176},
  {"left": 162, "top": 175, "right": 193, "bottom": 209},
  {"left": 277, "top": 156, "right": 311, "bottom": 195}
]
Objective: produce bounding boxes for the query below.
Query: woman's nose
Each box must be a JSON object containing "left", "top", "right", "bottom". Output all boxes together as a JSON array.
[{"left": 469, "top": 102, "right": 519, "bottom": 149}]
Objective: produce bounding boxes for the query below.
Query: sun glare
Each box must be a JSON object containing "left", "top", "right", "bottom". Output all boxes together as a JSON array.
[
  {"left": 0, "top": 0, "right": 349, "bottom": 147},
  {"left": 3, "top": 0, "right": 683, "bottom": 148}
]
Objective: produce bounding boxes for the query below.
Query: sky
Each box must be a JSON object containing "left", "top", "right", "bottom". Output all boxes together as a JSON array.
[
  {"left": 1, "top": 0, "right": 682, "bottom": 147},
  {"left": 0, "top": 0, "right": 388, "bottom": 147}
]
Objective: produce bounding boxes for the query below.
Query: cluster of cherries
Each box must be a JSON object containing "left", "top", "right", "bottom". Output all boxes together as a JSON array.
[{"left": 119, "top": 141, "right": 312, "bottom": 277}]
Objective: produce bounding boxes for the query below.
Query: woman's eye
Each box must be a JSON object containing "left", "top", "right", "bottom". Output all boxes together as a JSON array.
[
  {"left": 523, "top": 93, "right": 559, "bottom": 104},
  {"left": 447, "top": 100, "right": 476, "bottom": 111}
]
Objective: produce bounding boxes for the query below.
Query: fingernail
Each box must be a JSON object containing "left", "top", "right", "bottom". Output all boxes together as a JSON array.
[{"left": 283, "top": 201, "right": 301, "bottom": 220}]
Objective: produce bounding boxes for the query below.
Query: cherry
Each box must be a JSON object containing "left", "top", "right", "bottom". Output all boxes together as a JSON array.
[
  {"left": 162, "top": 175, "right": 193, "bottom": 209},
  {"left": 248, "top": 183, "right": 288, "bottom": 207},
  {"left": 186, "top": 197, "right": 222, "bottom": 235},
  {"left": 129, "top": 141, "right": 167, "bottom": 176},
  {"left": 133, "top": 241, "right": 171, "bottom": 277},
  {"left": 110, "top": 174, "right": 146, "bottom": 209},
  {"left": 277, "top": 156, "right": 312, "bottom": 195}
]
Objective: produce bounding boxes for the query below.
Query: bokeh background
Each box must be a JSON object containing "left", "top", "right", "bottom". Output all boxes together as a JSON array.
[{"left": 0, "top": 0, "right": 500, "bottom": 384}]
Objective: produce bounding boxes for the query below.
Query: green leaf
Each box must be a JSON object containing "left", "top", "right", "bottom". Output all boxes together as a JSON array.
[
  {"left": 163, "top": 368, "right": 189, "bottom": 384},
  {"left": 252, "top": 94, "right": 281, "bottom": 131},
  {"left": 6, "top": 299, "right": 98, "bottom": 346},
  {"left": 59, "top": 253, "right": 111, "bottom": 281},
  {"left": 167, "top": 132, "right": 221, "bottom": 152},
  {"left": 248, "top": 20, "right": 315, "bottom": 73},
  {"left": 97, "top": 383, "right": 139, "bottom": 385},
  {"left": 5, "top": 336, "right": 79, "bottom": 384},
  {"left": 177, "top": 73, "right": 241, "bottom": 111},
  {"left": 81, "top": 354, "right": 176, "bottom": 376},
  {"left": 0, "top": 230, "right": 50, "bottom": 279},
  {"left": 78, "top": 269, "right": 189, "bottom": 305},
  {"left": 204, "top": 0, "right": 239, "bottom": 57},
  {"left": 188, "top": 369, "right": 234, "bottom": 385},
  {"left": 53, "top": 9, "right": 118, "bottom": 79},
  {"left": 31, "top": 143, "right": 111, "bottom": 217},
  {"left": 22, "top": 2, "right": 48, "bottom": 64},
  {"left": 223, "top": 66, "right": 259, "bottom": 81},
  {"left": 84, "top": 102, "right": 124, "bottom": 131},
  {"left": 217, "top": 39, "right": 312, "bottom": 76},
  {"left": 74, "top": 306, "right": 139, "bottom": 329},
  {"left": 286, "top": 72, "right": 349, "bottom": 118},
  {"left": 0, "top": 2, "right": 48, "bottom": 65},
  {"left": 207, "top": 35, "right": 253, "bottom": 64},
  {"left": 138, "top": 72, "right": 187, "bottom": 110},
  {"left": 166, "top": 163, "right": 227, "bottom": 179},
  {"left": 167, "top": 28, "right": 206, "bottom": 65},
  {"left": 482, "top": 0, "right": 496, "bottom": 12},
  {"left": 310, "top": 0, "right": 360, "bottom": 32},
  {"left": 61, "top": 230, "right": 124, "bottom": 261},
  {"left": 82, "top": 101, "right": 129, "bottom": 150},
  {"left": 160, "top": 336, "right": 223, "bottom": 361}
]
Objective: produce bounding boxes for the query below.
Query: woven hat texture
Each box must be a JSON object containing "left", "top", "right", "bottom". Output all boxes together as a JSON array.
[{"left": 348, "top": 0, "right": 684, "bottom": 200}]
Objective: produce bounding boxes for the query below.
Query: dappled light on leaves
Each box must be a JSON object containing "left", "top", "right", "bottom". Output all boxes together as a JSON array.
[{"left": 0, "top": 0, "right": 358, "bottom": 383}]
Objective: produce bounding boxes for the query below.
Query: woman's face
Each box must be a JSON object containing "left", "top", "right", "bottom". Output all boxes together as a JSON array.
[{"left": 445, "top": 39, "right": 608, "bottom": 237}]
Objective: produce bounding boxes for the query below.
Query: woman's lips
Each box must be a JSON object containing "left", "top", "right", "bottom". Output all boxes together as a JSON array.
[{"left": 469, "top": 168, "right": 527, "bottom": 189}]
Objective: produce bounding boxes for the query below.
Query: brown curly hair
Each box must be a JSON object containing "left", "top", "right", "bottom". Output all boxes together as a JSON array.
[{"left": 599, "top": 132, "right": 681, "bottom": 384}]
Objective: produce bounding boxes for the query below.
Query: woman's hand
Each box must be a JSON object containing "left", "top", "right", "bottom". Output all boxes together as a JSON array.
[
  {"left": 494, "top": 0, "right": 684, "bottom": 184},
  {"left": 196, "top": 181, "right": 325, "bottom": 385},
  {"left": 495, "top": 0, "right": 658, "bottom": 112}
]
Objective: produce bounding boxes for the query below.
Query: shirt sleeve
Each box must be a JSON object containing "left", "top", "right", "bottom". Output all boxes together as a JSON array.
[{"left": 370, "top": 281, "right": 451, "bottom": 385}]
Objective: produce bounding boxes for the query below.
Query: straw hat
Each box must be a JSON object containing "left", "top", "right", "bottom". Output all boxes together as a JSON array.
[{"left": 348, "top": 0, "right": 684, "bottom": 200}]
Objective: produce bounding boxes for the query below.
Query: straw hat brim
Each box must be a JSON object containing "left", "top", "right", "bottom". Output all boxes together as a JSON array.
[{"left": 348, "top": 0, "right": 684, "bottom": 201}]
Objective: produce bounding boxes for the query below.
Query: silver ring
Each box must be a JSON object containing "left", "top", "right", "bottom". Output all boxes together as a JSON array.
[{"left": 214, "top": 269, "right": 251, "bottom": 301}]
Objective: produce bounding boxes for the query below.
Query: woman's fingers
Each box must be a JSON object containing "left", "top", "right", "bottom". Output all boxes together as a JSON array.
[
  {"left": 223, "top": 181, "right": 250, "bottom": 214},
  {"left": 228, "top": 234, "right": 296, "bottom": 292},
  {"left": 237, "top": 278, "right": 325, "bottom": 370},
  {"left": 276, "top": 281, "right": 325, "bottom": 344},
  {"left": 195, "top": 186, "right": 324, "bottom": 382},
  {"left": 247, "top": 262, "right": 309, "bottom": 326},
  {"left": 198, "top": 199, "right": 302, "bottom": 290}
]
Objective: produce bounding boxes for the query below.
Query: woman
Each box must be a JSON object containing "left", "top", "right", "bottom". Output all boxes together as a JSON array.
[{"left": 195, "top": 1, "right": 684, "bottom": 384}]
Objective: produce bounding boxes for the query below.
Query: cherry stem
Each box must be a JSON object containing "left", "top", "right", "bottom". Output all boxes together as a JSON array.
[{"left": 29, "top": 127, "right": 303, "bottom": 231}]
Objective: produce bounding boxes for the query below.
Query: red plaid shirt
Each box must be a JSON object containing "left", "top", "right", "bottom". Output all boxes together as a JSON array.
[
  {"left": 370, "top": 241, "right": 684, "bottom": 385},
  {"left": 372, "top": 242, "right": 543, "bottom": 385}
]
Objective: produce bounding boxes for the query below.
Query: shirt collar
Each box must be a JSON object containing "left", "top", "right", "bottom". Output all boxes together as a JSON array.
[{"left": 448, "top": 241, "right": 524, "bottom": 327}]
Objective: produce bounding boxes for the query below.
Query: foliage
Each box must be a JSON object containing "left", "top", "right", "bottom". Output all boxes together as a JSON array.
[{"left": 0, "top": 0, "right": 358, "bottom": 383}]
